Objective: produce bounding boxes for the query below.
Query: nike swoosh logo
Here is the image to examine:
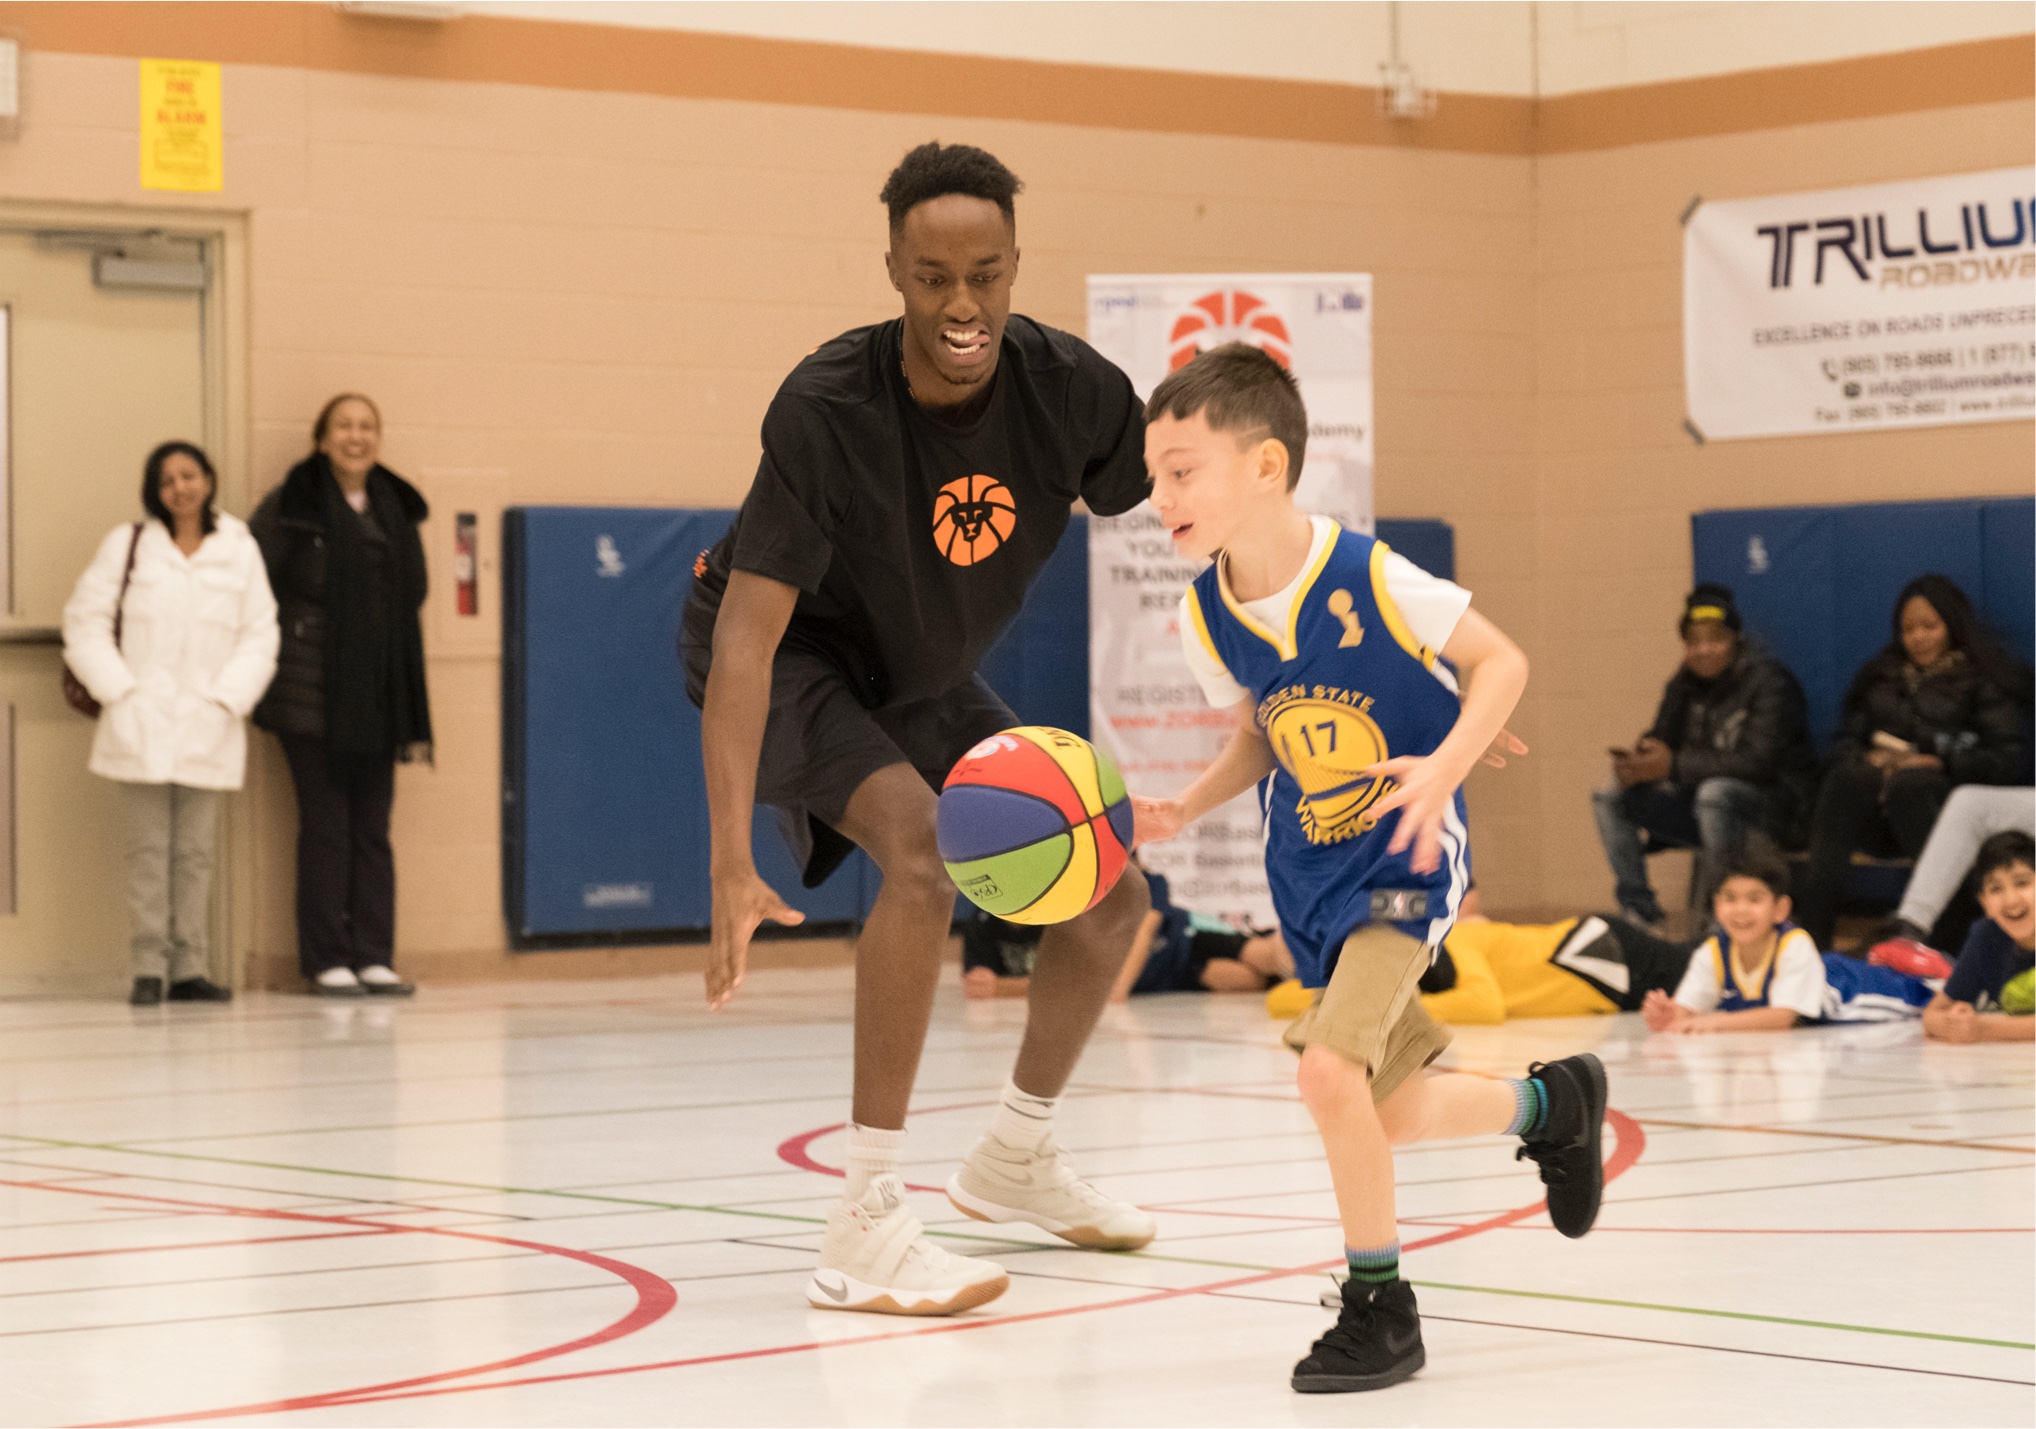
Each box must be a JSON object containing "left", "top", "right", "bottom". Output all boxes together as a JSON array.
[
  {"left": 1384, "top": 1326, "right": 1420, "bottom": 1355},
  {"left": 813, "top": 1274, "right": 849, "bottom": 1303}
]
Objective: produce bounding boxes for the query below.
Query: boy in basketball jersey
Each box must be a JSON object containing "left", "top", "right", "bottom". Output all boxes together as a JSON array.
[
  {"left": 1131, "top": 344, "right": 1608, "bottom": 1393},
  {"left": 1643, "top": 852, "right": 1936, "bottom": 1032}
]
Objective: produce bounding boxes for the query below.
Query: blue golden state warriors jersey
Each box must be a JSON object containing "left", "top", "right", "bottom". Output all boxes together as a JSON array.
[{"left": 1186, "top": 523, "right": 1468, "bottom": 987}]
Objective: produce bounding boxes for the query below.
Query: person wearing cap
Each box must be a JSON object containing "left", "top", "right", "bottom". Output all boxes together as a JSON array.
[{"left": 1591, "top": 583, "right": 1817, "bottom": 928}]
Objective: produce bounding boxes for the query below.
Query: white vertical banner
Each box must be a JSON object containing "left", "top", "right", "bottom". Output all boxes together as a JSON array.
[{"left": 1086, "top": 274, "right": 1373, "bottom": 922}]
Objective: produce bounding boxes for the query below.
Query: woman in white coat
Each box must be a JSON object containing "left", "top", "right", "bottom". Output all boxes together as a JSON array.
[{"left": 62, "top": 442, "right": 279, "bottom": 1005}]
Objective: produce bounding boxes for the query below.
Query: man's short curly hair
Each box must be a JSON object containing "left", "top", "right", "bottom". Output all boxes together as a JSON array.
[{"left": 880, "top": 142, "right": 1023, "bottom": 229}]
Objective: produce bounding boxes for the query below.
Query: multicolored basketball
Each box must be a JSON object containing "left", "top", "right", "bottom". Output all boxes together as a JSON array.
[{"left": 938, "top": 727, "right": 1134, "bottom": 925}]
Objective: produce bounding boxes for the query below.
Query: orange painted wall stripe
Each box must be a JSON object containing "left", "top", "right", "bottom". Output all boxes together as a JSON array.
[
  {"left": 1539, "top": 35, "right": 2036, "bottom": 152},
  {"left": 0, "top": 3, "right": 2026, "bottom": 154}
]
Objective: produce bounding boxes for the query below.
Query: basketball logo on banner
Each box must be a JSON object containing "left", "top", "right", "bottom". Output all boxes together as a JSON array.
[
  {"left": 932, "top": 474, "right": 1017, "bottom": 566},
  {"left": 1168, "top": 290, "right": 1294, "bottom": 370}
]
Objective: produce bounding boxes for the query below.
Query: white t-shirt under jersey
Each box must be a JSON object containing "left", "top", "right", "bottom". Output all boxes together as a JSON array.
[
  {"left": 1672, "top": 927, "right": 1828, "bottom": 1020},
  {"left": 1178, "top": 515, "right": 1473, "bottom": 710}
]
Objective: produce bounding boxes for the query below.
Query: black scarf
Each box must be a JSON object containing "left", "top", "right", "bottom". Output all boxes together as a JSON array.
[{"left": 279, "top": 454, "right": 434, "bottom": 761}]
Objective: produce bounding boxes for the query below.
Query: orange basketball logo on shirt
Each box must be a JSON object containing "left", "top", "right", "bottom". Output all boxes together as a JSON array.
[
  {"left": 1168, "top": 289, "right": 1293, "bottom": 371},
  {"left": 932, "top": 475, "right": 1017, "bottom": 566}
]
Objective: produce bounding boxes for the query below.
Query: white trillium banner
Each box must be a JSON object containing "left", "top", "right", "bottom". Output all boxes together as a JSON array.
[
  {"left": 1685, "top": 168, "right": 2036, "bottom": 440},
  {"left": 1086, "top": 274, "right": 1373, "bottom": 922}
]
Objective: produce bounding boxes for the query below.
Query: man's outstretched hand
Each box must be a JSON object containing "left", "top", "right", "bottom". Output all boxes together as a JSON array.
[{"left": 707, "top": 867, "right": 804, "bottom": 1009}]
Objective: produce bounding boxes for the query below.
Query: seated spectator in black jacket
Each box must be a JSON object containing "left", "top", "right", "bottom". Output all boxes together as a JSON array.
[
  {"left": 1592, "top": 584, "right": 1816, "bottom": 927},
  {"left": 1797, "top": 574, "right": 2033, "bottom": 947}
]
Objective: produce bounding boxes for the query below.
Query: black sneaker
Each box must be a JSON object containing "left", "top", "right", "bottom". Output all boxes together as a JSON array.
[
  {"left": 167, "top": 977, "right": 233, "bottom": 1003},
  {"left": 1516, "top": 1052, "right": 1608, "bottom": 1238},
  {"left": 1291, "top": 1278, "right": 1424, "bottom": 1393},
  {"left": 128, "top": 977, "right": 164, "bottom": 1007}
]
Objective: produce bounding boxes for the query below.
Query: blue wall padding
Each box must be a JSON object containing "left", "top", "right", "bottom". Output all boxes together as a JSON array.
[
  {"left": 503, "top": 507, "right": 1456, "bottom": 944},
  {"left": 502, "top": 506, "right": 868, "bottom": 944},
  {"left": 1692, "top": 496, "right": 2034, "bottom": 750},
  {"left": 1981, "top": 500, "right": 2036, "bottom": 663},
  {"left": 977, "top": 516, "right": 1090, "bottom": 737},
  {"left": 1376, "top": 519, "right": 1456, "bottom": 582}
]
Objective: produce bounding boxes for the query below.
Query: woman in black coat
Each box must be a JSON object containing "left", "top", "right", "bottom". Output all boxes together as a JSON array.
[
  {"left": 251, "top": 393, "right": 432, "bottom": 996},
  {"left": 1796, "top": 574, "right": 2033, "bottom": 947}
]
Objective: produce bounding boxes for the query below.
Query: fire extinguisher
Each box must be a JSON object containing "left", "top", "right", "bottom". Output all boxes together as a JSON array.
[{"left": 454, "top": 512, "right": 478, "bottom": 616}]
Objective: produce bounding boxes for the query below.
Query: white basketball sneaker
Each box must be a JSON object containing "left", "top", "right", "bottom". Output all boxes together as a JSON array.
[
  {"left": 806, "top": 1174, "right": 1009, "bottom": 1316},
  {"left": 947, "top": 1135, "right": 1156, "bottom": 1251}
]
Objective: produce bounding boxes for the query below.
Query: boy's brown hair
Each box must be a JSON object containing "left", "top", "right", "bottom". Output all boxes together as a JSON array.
[
  {"left": 1717, "top": 848, "right": 1791, "bottom": 900},
  {"left": 1974, "top": 830, "right": 2035, "bottom": 888},
  {"left": 1144, "top": 342, "right": 1308, "bottom": 490}
]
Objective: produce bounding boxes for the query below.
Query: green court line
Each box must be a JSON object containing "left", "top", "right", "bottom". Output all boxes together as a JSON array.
[
  {"left": 13, "top": 1131, "right": 2025, "bottom": 1348},
  {"left": 1411, "top": 1280, "right": 2036, "bottom": 1352},
  {"left": 0, "top": 1133, "right": 1270, "bottom": 1272}
]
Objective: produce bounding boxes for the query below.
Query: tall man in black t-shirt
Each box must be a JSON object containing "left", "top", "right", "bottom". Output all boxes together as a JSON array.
[{"left": 684, "top": 144, "right": 1156, "bottom": 1316}]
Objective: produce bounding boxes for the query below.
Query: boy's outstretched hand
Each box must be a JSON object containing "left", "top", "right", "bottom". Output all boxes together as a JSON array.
[
  {"left": 1482, "top": 727, "right": 1529, "bottom": 768},
  {"left": 1642, "top": 988, "right": 1689, "bottom": 1032},
  {"left": 1132, "top": 795, "right": 1186, "bottom": 848},
  {"left": 1361, "top": 753, "right": 1464, "bottom": 874}
]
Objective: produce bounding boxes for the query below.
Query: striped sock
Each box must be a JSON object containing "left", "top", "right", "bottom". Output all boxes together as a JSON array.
[
  {"left": 1345, "top": 1242, "right": 1400, "bottom": 1285},
  {"left": 1503, "top": 1077, "right": 1546, "bottom": 1137}
]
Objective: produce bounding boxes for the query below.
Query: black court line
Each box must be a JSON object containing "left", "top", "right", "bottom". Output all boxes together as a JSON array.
[
  {"left": 1212, "top": 1290, "right": 2036, "bottom": 1388},
  {"left": 435, "top": 1123, "right": 1328, "bottom": 1205},
  {"left": 0, "top": 1156, "right": 553, "bottom": 1226},
  {"left": 0, "top": 1011, "right": 870, "bottom": 1069},
  {"left": 1136, "top": 1137, "right": 1889, "bottom": 1215},
  {"left": 1630, "top": 1081, "right": 2036, "bottom": 1121},
  {"left": 0, "top": 1222, "right": 840, "bottom": 1303},
  {"left": 1420, "top": 1160, "right": 2034, "bottom": 1222},
  {"left": 0, "top": 1045, "right": 891, "bottom": 1112},
  {"left": 0, "top": 1235, "right": 817, "bottom": 1303},
  {"left": 0, "top": 1279, "right": 624, "bottom": 1341},
  {"left": 108, "top": 1079, "right": 1052, "bottom": 1148}
]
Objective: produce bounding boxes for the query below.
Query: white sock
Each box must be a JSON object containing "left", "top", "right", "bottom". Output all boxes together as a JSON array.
[
  {"left": 357, "top": 964, "right": 402, "bottom": 986},
  {"left": 844, "top": 1124, "right": 905, "bottom": 1201},
  {"left": 989, "top": 1079, "right": 1058, "bottom": 1151},
  {"left": 315, "top": 967, "right": 359, "bottom": 988}
]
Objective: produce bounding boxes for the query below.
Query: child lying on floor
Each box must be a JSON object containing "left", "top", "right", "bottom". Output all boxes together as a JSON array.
[{"left": 1642, "top": 851, "right": 1936, "bottom": 1034}]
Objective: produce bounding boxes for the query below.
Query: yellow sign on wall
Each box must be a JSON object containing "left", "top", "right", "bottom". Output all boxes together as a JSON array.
[{"left": 139, "top": 58, "right": 222, "bottom": 192}]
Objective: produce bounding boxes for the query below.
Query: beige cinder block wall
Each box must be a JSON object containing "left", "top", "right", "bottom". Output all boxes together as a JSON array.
[
  {"left": 0, "top": 4, "right": 1540, "bottom": 983},
  {"left": 0, "top": 5, "right": 2025, "bottom": 976},
  {"left": 1523, "top": 78, "right": 2035, "bottom": 914}
]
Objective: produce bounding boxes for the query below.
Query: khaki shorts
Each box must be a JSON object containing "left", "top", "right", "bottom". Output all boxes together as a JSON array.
[{"left": 1282, "top": 922, "right": 1454, "bottom": 1103}]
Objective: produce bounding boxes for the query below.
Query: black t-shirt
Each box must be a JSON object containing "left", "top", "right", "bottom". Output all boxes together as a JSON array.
[
  {"left": 1944, "top": 917, "right": 2036, "bottom": 1012},
  {"left": 685, "top": 316, "right": 1149, "bottom": 709}
]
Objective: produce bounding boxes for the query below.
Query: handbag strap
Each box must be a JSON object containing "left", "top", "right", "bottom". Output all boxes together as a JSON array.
[{"left": 112, "top": 521, "right": 142, "bottom": 649}]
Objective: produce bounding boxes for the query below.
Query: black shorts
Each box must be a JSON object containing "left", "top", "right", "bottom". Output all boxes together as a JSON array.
[{"left": 690, "top": 644, "right": 1016, "bottom": 888}]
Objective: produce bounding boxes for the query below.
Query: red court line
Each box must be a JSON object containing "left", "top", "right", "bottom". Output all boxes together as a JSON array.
[
  {"left": 0, "top": 1227, "right": 397, "bottom": 1265},
  {"left": 1399, "top": 1220, "right": 2033, "bottom": 1235},
  {"left": 240, "top": 1109, "right": 1648, "bottom": 1416},
  {"left": 0, "top": 1179, "right": 676, "bottom": 1428},
  {"left": 775, "top": 1101, "right": 997, "bottom": 1196}
]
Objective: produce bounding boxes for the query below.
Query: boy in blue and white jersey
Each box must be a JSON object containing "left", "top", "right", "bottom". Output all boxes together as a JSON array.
[
  {"left": 1131, "top": 345, "right": 1609, "bottom": 1395},
  {"left": 1643, "top": 851, "right": 1935, "bottom": 1034}
]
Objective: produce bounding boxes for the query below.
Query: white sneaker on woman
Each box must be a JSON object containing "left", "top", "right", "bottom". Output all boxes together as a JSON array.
[
  {"left": 806, "top": 1175, "right": 1009, "bottom": 1316},
  {"left": 947, "top": 1136, "right": 1155, "bottom": 1250}
]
